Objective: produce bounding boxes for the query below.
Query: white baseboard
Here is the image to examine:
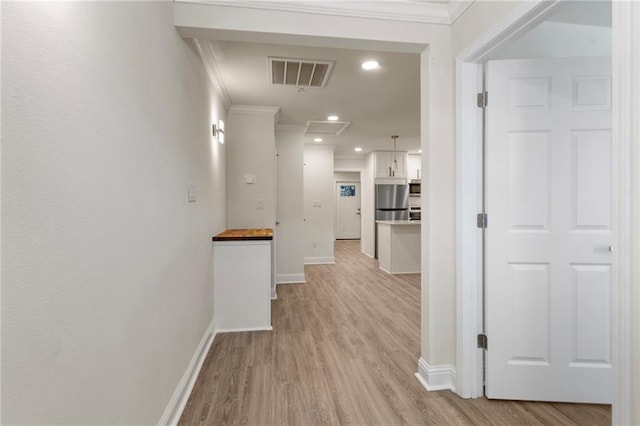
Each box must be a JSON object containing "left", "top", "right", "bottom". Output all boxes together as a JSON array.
[
  {"left": 304, "top": 257, "right": 335, "bottom": 265},
  {"left": 276, "top": 273, "right": 306, "bottom": 284},
  {"left": 271, "top": 288, "right": 277, "bottom": 300},
  {"left": 216, "top": 326, "right": 273, "bottom": 333},
  {"left": 415, "top": 357, "right": 457, "bottom": 392},
  {"left": 380, "top": 267, "right": 421, "bottom": 274},
  {"left": 159, "top": 318, "right": 216, "bottom": 426},
  {"left": 379, "top": 265, "right": 392, "bottom": 274}
]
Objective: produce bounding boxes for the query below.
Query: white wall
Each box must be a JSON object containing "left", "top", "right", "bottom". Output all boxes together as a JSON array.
[
  {"left": 420, "top": 30, "right": 457, "bottom": 367},
  {"left": 303, "top": 145, "right": 335, "bottom": 263},
  {"left": 334, "top": 172, "right": 360, "bottom": 182},
  {"left": 226, "top": 106, "right": 278, "bottom": 229},
  {"left": 361, "top": 153, "right": 376, "bottom": 257},
  {"left": 275, "top": 126, "right": 305, "bottom": 285},
  {"left": 334, "top": 156, "right": 365, "bottom": 171},
  {"left": 1, "top": 2, "right": 226, "bottom": 424}
]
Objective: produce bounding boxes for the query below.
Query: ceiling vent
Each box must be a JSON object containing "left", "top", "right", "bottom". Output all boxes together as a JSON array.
[
  {"left": 305, "top": 120, "right": 351, "bottom": 136},
  {"left": 269, "top": 57, "right": 335, "bottom": 88}
]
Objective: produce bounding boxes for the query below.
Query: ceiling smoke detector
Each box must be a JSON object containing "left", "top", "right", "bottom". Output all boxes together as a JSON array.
[{"left": 268, "top": 57, "right": 335, "bottom": 88}]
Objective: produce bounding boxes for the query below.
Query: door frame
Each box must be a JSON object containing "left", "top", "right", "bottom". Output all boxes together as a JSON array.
[{"left": 454, "top": 1, "right": 638, "bottom": 423}]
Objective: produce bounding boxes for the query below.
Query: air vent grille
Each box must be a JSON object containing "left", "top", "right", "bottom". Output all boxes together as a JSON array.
[
  {"left": 269, "top": 57, "right": 334, "bottom": 88},
  {"left": 305, "top": 121, "right": 351, "bottom": 136}
]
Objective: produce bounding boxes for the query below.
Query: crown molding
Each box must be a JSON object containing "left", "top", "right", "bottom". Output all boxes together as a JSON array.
[
  {"left": 448, "top": 0, "right": 474, "bottom": 24},
  {"left": 193, "top": 39, "right": 232, "bottom": 109},
  {"left": 176, "top": 0, "right": 474, "bottom": 25}
]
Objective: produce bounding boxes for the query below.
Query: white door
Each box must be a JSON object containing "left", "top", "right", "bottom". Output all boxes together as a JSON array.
[
  {"left": 486, "top": 57, "right": 613, "bottom": 403},
  {"left": 335, "top": 182, "right": 361, "bottom": 239}
]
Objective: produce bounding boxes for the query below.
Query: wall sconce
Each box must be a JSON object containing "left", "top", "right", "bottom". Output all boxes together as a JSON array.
[{"left": 212, "top": 120, "right": 225, "bottom": 144}]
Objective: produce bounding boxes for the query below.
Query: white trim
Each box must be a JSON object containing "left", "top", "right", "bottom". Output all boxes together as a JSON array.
[
  {"left": 158, "top": 319, "right": 216, "bottom": 426},
  {"left": 415, "top": 358, "right": 457, "bottom": 392},
  {"left": 304, "top": 256, "right": 335, "bottom": 265},
  {"left": 455, "top": 60, "right": 484, "bottom": 399},
  {"left": 271, "top": 288, "right": 277, "bottom": 300},
  {"left": 611, "top": 2, "right": 638, "bottom": 424},
  {"left": 193, "top": 39, "right": 232, "bottom": 109},
  {"left": 276, "top": 273, "right": 306, "bottom": 284},
  {"left": 448, "top": 1, "right": 473, "bottom": 24},
  {"left": 379, "top": 266, "right": 420, "bottom": 275},
  {"left": 175, "top": 0, "right": 469, "bottom": 25},
  {"left": 215, "top": 326, "right": 273, "bottom": 333}
]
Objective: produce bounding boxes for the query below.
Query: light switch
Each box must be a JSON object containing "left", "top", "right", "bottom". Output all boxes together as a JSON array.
[
  {"left": 244, "top": 175, "right": 256, "bottom": 184},
  {"left": 188, "top": 183, "right": 197, "bottom": 203},
  {"left": 313, "top": 200, "right": 322, "bottom": 207}
]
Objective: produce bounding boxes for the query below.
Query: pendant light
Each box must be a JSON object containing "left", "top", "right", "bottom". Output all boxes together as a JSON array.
[{"left": 391, "top": 135, "right": 399, "bottom": 170}]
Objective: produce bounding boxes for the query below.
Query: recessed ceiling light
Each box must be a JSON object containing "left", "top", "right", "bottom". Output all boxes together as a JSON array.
[
  {"left": 362, "top": 60, "right": 379, "bottom": 70},
  {"left": 314, "top": 138, "right": 323, "bottom": 143},
  {"left": 354, "top": 147, "right": 363, "bottom": 152},
  {"left": 327, "top": 115, "right": 339, "bottom": 121}
]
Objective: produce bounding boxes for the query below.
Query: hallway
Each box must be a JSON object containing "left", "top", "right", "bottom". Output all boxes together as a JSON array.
[{"left": 179, "top": 240, "right": 610, "bottom": 425}]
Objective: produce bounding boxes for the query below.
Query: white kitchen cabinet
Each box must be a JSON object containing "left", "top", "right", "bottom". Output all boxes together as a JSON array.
[
  {"left": 213, "top": 229, "right": 273, "bottom": 332},
  {"left": 374, "top": 151, "right": 407, "bottom": 178},
  {"left": 376, "top": 220, "right": 421, "bottom": 274},
  {"left": 407, "top": 154, "right": 421, "bottom": 180}
]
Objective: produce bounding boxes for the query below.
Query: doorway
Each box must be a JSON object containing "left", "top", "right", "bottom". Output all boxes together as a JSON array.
[
  {"left": 335, "top": 181, "right": 361, "bottom": 240},
  {"left": 456, "top": 1, "right": 635, "bottom": 422}
]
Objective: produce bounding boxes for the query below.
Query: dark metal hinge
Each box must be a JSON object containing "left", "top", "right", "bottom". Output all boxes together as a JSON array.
[
  {"left": 477, "top": 213, "right": 488, "bottom": 229},
  {"left": 477, "top": 91, "right": 488, "bottom": 108},
  {"left": 477, "top": 333, "right": 488, "bottom": 350}
]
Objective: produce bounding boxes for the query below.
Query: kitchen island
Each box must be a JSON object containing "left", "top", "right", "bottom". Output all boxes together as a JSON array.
[
  {"left": 213, "top": 228, "right": 273, "bottom": 332},
  {"left": 376, "top": 220, "right": 421, "bottom": 274}
]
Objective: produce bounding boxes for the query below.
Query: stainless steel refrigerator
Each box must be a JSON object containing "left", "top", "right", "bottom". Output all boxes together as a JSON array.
[{"left": 375, "top": 184, "right": 409, "bottom": 220}]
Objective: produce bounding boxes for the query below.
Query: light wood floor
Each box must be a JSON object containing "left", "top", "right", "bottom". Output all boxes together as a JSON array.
[{"left": 179, "top": 240, "right": 611, "bottom": 425}]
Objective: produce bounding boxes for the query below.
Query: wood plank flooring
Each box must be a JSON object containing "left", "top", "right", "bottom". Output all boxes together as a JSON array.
[{"left": 179, "top": 240, "right": 611, "bottom": 425}]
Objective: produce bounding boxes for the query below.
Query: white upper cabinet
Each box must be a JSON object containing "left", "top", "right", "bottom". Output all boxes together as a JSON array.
[
  {"left": 407, "top": 154, "right": 421, "bottom": 180},
  {"left": 374, "top": 151, "right": 407, "bottom": 178}
]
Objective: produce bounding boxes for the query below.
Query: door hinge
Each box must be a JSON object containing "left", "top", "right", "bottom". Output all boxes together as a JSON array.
[
  {"left": 477, "top": 91, "right": 488, "bottom": 108},
  {"left": 477, "top": 213, "right": 488, "bottom": 229},
  {"left": 477, "top": 333, "right": 488, "bottom": 350}
]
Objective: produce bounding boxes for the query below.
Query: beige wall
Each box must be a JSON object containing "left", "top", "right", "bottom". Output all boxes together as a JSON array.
[
  {"left": 2, "top": 2, "right": 226, "bottom": 423},
  {"left": 275, "top": 126, "right": 305, "bottom": 284},
  {"left": 304, "top": 144, "right": 336, "bottom": 263},
  {"left": 226, "top": 106, "right": 278, "bottom": 229}
]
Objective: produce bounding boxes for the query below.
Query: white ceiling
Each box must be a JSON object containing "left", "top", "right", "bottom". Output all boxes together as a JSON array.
[{"left": 208, "top": 40, "right": 421, "bottom": 156}]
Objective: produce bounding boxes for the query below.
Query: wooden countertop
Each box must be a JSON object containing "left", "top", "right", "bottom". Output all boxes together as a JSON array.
[{"left": 212, "top": 228, "right": 274, "bottom": 241}]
